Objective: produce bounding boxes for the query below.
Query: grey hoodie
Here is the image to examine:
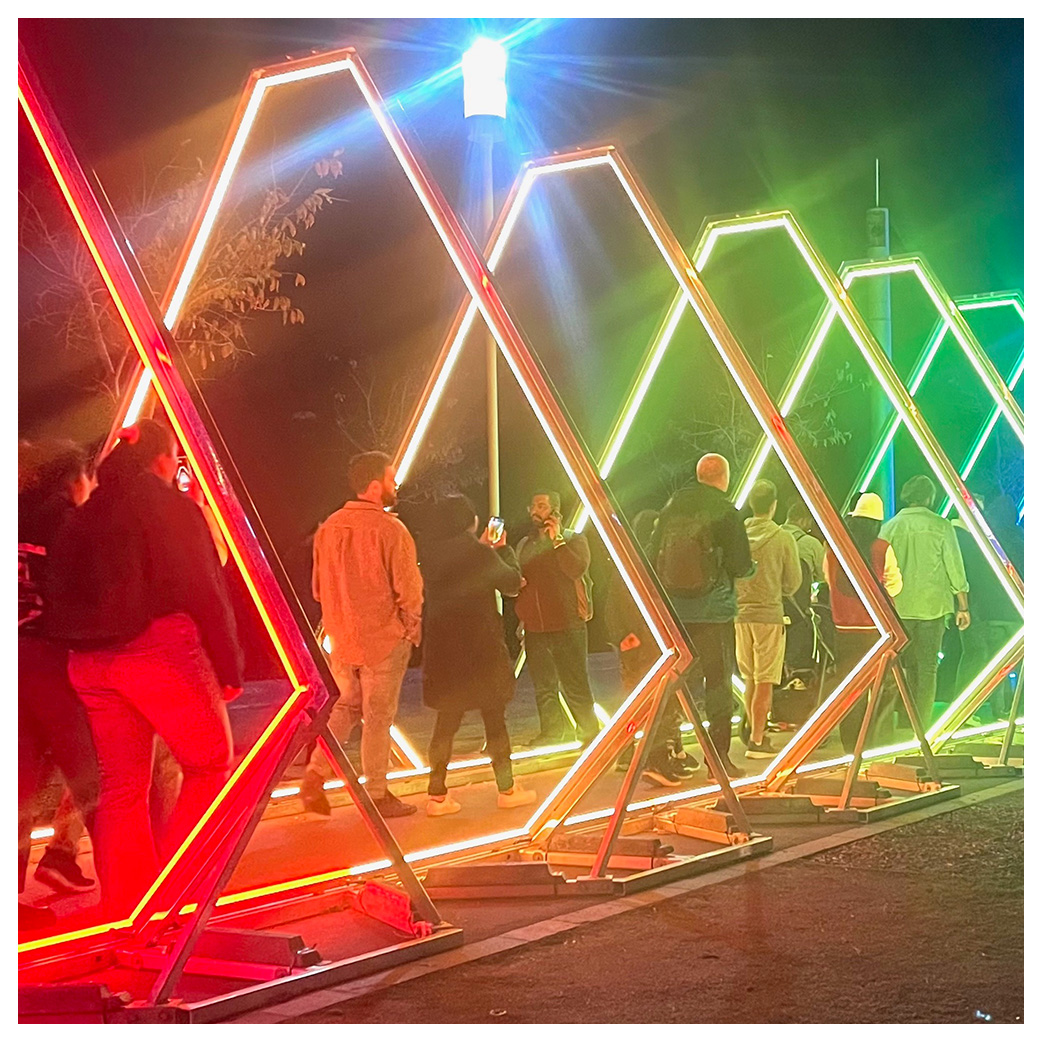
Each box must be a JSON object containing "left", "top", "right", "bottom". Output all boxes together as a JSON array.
[{"left": 735, "top": 516, "right": 802, "bottom": 624}]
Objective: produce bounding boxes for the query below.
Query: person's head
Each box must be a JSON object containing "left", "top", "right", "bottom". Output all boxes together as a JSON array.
[
  {"left": 98, "top": 419, "right": 178, "bottom": 487},
  {"left": 748, "top": 479, "right": 777, "bottom": 519},
  {"left": 786, "top": 500, "right": 813, "bottom": 532},
  {"left": 900, "top": 474, "right": 936, "bottom": 510},
  {"left": 529, "top": 489, "right": 561, "bottom": 525},
  {"left": 19, "top": 439, "right": 93, "bottom": 505},
  {"left": 846, "top": 492, "right": 884, "bottom": 560},
  {"left": 431, "top": 494, "right": 478, "bottom": 540},
  {"left": 632, "top": 509, "right": 659, "bottom": 549},
  {"left": 348, "top": 451, "right": 397, "bottom": 508},
  {"left": 695, "top": 453, "right": 730, "bottom": 492}
]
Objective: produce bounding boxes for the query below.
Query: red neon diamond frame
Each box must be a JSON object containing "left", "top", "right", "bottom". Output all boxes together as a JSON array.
[{"left": 18, "top": 47, "right": 728, "bottom": 954}]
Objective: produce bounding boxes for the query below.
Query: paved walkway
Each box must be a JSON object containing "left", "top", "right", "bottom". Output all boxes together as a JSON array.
[{"left": 234, "top": 779, "right": 1023, "bottom": 1024}]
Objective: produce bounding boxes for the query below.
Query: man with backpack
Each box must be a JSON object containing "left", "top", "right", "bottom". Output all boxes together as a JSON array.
[
  {"left": 649, "top": 454, "right": 753, "bottom": 777},
  {"left": 516, "top": 490, "right": 599, "bottom": 746},
  {"left": 735, "top": 480, "right": 802, "bottom": 759}
]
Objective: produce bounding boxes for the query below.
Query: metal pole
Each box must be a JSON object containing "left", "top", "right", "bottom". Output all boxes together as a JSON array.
[
  {"left": 998, "top": 662, "right": 1023, "bottom": 766},
  {"left": 838, "top": 657, "right": 887, "bottom": 811},
  {"left": 867, "top": 161, "right": 895, "bottom": 517},
  {"left": 478, "top": 132, "right": 500, "bottom": 518}
]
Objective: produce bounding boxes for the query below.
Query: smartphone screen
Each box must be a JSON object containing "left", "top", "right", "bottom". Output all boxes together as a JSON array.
[
  {"left": 487, "top": 516, "right": 505, "bottom": 543},
  {"left": 176, "top": 464, "right": 192, "bottom": 494}
]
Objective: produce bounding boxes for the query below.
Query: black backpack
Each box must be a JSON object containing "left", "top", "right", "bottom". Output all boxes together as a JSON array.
[{"left": 656, "top": 510, "right": 721, "bottom": 596}]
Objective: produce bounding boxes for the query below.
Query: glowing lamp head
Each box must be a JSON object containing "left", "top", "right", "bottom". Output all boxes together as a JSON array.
[{"left": 462, "top": 37, "right": 507, "bottom": 119}]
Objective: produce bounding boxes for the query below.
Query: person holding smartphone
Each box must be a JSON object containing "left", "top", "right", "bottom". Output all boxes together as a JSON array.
[
  {"left": 515, "top": 490, "right": 599, "bottom": 746},
  {"left": 419, "top": 496, "right": 536, "bottom": 815}
]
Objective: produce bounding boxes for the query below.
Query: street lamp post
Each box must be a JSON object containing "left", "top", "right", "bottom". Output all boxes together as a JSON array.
[{"left": 463, "top": 37, "right": 507, "bottom": 517}]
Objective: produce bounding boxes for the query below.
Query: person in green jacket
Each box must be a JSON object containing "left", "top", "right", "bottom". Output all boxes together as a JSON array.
[{"left": 880, "top": 474, "right": 970, "bottom": 732}]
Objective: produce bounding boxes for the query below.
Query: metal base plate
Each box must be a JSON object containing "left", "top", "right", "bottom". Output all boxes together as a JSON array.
[{"left": 824, "top": 783, "right": 962, "bottom": 823}]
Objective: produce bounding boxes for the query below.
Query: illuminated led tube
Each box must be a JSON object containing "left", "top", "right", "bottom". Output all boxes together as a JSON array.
[{"left": 396, "top": 153, "right": 906, "bottom": 808}]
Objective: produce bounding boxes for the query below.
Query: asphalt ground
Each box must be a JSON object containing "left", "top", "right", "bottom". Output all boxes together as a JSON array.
[{"left": 260, "top": 784, "right": 1024, "bottom": 1024}]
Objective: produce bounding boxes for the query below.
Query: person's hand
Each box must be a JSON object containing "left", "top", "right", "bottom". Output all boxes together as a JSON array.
[
  {"left": 480, "top": 526, "right": 507, "bottom": 549},
  {"left": 543, "top": 516, "right": 562, "bottom": 542},
  {"left": 519, "top": 576, "right": 528, "bottom": 588},
  {"left": 955, "top": 610, "right": 971, "bottom": 631},
  {"left": 222, "top": 685, "right": 244, "bottom": 702}
]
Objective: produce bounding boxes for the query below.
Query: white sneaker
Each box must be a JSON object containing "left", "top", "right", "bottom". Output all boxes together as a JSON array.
[
  {"left": 426, "top": 795, "right": 461, "bottom": 817},
  {"left": 497, "top": 781, "right": 537, "bottom": 809}
]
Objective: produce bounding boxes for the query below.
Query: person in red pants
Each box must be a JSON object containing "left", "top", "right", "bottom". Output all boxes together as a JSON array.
[{"left": 46, "top": 420, "right": 243, "bottom": 917}]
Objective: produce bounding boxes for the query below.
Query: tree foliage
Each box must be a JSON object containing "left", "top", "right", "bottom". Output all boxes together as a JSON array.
[{"left": 19, "top": 143, "right": 344, "bottom": 400}]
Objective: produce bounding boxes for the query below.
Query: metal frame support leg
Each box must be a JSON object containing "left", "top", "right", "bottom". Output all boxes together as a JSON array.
[
  {"left": 676, "top": 682, "right": 754, "bottom": 837},
  {"left": 316, "top": 723, "right": 440, "bottom": 926},
  {"left": 890, "top": 658, "right": 940, "bottom": 783},
  {"left": 837, "top": 657, "right": 887, "bottom": 812},
  {"left": 589, "top": 676, "right": 672, "bottom": 879},
  {"left": 998, "top": 663, "right": 1024, "bottom": 766},
  {"left": 147, "top": 714, "right": 319, "bottom": 1005}
]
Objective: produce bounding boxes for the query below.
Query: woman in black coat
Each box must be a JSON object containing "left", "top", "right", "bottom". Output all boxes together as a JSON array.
[{"left": 419, "top": 495, "right": 536, "bottom": 816}]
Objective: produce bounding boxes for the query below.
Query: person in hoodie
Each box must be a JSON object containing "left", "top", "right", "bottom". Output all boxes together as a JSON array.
[
  {"left": 734, "top": 480, "right": 802, "bottom": 759},
  {"left": 954, "top": 493, "right": 1023, "bottom": 719},
  {"left": 419, "top": 495, "right": 536, "bottom": 817},
  {"left": 780, "top": 500, "right": 825, "bottom": 686},
  {"left": 46, "top": 419, "right": 243, "bottom": 915},
  {"left": 648, "top": 454, "right": 753, "bottom": 775},
  {"left": 515, "top": 490, "right": 599, "bottom": 746},
  {"left": 18, "top": 440, "right": 99, "bottom": 931}
]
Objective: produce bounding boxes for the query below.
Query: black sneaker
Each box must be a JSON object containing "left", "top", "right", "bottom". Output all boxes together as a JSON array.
[
  {"left": 35, "top": 850, "right": 95, "bottom": 894},
  {"left": 745, "top": 737, "right": 777, "bottom": 759},
  {"left": 668, "top": 751, "right": 698, "bottom": 778},
  {"left": 676, "top": 751, "right": 700, "bottom": 772},
  {"left": 372, "top": 793, "right": 418, "bottom": 818},
  {"left": 300, "top": 782, "right": 332, "bottom": 818},
  {"left": 738, "top": 716, "right": 752, "bottom": 745},
  {"left": 641, "top": 765, "right": 684, "bottom": 788}
]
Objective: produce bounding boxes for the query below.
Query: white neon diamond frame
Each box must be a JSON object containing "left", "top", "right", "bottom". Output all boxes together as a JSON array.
[{"left": 395, "top": 147, "right": 908, "bottom": 797}]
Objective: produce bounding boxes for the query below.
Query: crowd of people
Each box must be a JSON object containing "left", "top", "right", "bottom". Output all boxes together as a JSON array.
[{"left": 17, "top": 428, "right": 1022, "bottom": 930}]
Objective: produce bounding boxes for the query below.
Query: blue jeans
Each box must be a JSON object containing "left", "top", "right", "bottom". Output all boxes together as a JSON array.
[
  {"left": 899, "top": 617, "right": 947, "bottom": 730},
  {"left": 307, "top": 639, "right": 411, "bottom": 798}
]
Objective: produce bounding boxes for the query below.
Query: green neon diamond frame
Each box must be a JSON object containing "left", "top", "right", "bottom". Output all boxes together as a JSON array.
[
  {"left": 853, "top": 288, "right": 1024, "bottom": 520},
  {"left": 621, "top": 211, "right": 1022, "bottom": 750},
  {"left": 396, "top": 149, "right": 909, "bottom": 799}
]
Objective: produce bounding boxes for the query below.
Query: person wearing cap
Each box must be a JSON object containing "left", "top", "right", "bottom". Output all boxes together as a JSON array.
[
  {"left": 824, "top": 492, "right": 903, "bottom": 752},
  {"left": 880, "top": 475, "right": 970, "bottom": 732}
]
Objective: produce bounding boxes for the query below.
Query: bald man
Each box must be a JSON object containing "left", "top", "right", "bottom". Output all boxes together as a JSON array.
[{"left": 648, "top": 453, "right": 753, "bottom": 777}]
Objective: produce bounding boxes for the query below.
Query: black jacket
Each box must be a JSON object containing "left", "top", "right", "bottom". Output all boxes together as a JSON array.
[
  {"left": 648, "top": 483, "right": 753, "bottom": 623},
  {"left": 419, "top": 532, "right": 522, "bottom": 712},
  {"left": 45, "top": 471, "right": 243, "bottom": 688},
  {"left": 515, "top": 527, "right": 592, "bottom": 632}
]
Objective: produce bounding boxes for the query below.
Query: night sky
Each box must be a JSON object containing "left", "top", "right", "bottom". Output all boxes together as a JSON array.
[{"left": 19, "top": 18, "right": 1024, "bottom": 561}]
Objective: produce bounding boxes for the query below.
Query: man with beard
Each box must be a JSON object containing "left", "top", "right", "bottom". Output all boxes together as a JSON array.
[
  {"left": 516, "top": 490, "right": 599, "bottom": 746},
  {"left": 302, "top": 451, "right": 423, "bottom": 818}
]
